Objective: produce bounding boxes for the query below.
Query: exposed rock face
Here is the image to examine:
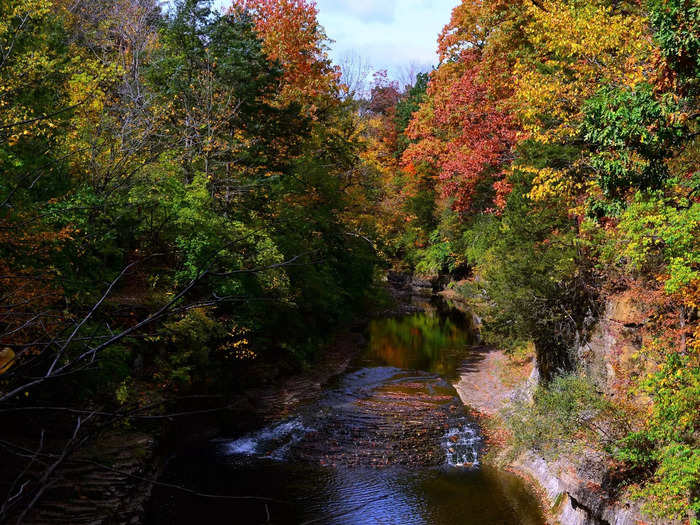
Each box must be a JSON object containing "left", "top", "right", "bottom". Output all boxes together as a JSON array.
[
  {"left": 385, "top": 272, "right": 443, "bottom": 307},
  {"left": 451, "top": 293, "right": 668, "bottom": 525},
  {"left": 511, "top": 294, "right": 667, "bottom": 525},
  {"left": 577, "top": 292, "right": 647, "bottom": 397},
  {"left": 512, "top": 452, "right": 652, "bottom": 525}
]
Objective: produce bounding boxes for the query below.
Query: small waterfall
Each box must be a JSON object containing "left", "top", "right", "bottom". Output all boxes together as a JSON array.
[
  {"left": 442, "top": 422, "right": 481, "bottom": 467},
  {"left": 222, "top": 417, "right": 313, "bottom": 460}
]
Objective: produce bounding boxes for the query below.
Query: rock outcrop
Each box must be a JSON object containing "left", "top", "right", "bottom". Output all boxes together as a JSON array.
[
  {"left": 510, "top": 293, "right": 669, "bottom": 525},
  {"left": 453, "top": 292, "right": 668, "bottom": 525}
]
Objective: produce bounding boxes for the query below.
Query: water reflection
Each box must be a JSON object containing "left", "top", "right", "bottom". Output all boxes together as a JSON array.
[
  {"left": 362, "top": 301, "right": 478, "bottom": 381},
  {"left": 148, "top": 460, "right": 544, "bottom": 525},
  {"left": 317, "top": 466, "right": 546, "bottom": 525},
  {"left": 319, "top": 467, "right": 423, "bottom": 525}
]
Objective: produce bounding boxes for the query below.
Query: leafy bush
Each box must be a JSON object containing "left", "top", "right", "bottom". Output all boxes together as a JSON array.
[
  {"left": 614, "top": 351, "right": 700, "bottom": 521},
  {"left": 504, "top": 374, "right": 616, "bottom": 455},
  {"left": 602, "top": 191, "right": 700, "bottom": 293},
  {"left": 415, "top": 230, "right": 453, "bottom": 275},
  {"left": 153, "top": 309, "right": 227, "bottom": 388}
]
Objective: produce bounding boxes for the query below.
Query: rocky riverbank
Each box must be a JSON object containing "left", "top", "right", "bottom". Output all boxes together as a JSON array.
[{"left": 452, "top": 344, "right": 658, "bottom": 525}]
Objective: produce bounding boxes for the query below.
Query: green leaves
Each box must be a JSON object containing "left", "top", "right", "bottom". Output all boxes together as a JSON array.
[
  {"left": 394, "top": 72, "right": 429, "bottom": 157},
  {"left": 415, "top": 229, "right": 453, "bottom": 275},
  {"left": 603, "top": 191, "right": 699, "bottom": 293},
  {"left": 647, "top": 0, "right": 700, "bottom": 84},
  {"left": 615, "top": 351, "right": 700, "bottom": 520},
  {"left": 581, "top": 84, "right": 687, "bottom": 197}
]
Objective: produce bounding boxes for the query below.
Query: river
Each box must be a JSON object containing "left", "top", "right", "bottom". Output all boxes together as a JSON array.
[{"left": 147, "top": 298, "right": 545, "bottom": 524}]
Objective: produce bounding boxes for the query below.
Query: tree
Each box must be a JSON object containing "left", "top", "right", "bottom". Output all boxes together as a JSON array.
[
  {"left": 402, "top": 51, "right": 518, "bottom": 213},
  {"left": 581, "top": 84, "right": 688, "bottom": 198},
  {"left": 229, "top": 0, "right": 340, "bottom": 112}
]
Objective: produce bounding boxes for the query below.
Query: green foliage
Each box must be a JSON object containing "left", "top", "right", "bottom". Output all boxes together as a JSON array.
[
  {"left": 140, "top": 0, "right": 376, "bottom": 365},
  {"left": 68, "top": 345, "right": 133, "bottom": 401},
  {"left": 115, "top": 379, "right": 131, "bottom": 406},
  {"left": 0, "top": 0, "right": 382, "bottom": 423},
  {"left": 415, "top": 230, "right": 453, "bottom": 275},
  {"left": 615, "top": 351, "right": 700, "bottom": 521},
  {"left": 647, "top": 0, "right": 700, "bottom": 84},
  {"left": 504, "top": 374, "right": 614, "bottom": 454},
  {"left": 582, "top": 84, "right": 687, "bottom": 197},
  {"left": 45, "top": 186, "right": 131, "bottom": 292},
  {"left": 459, "top": 214, "right": 499, "bottom": 265},
  {"left": 148, "top": 0, "right": 307, "bottom": 182},
  {"left": 394, "top": 72, "right": 430, "bottom": 156},
  {"left": 267, "top": 143, "right": 378, "bottom": 338},
  {"left": 462, "top": 169, "right": 597, "bottom": 379},
  {"left": 602, "top": 191, "right": 700, "bottom": 293},
  {"left": 0, "top": 0, "right": 75, "bottom": 247},
  {"left": 154, "top": 309, "right": 227, "bottom": 387}
]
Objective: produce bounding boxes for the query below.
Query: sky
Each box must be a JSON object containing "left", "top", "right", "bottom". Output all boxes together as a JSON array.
[
  {"left": 315, "top": 0, "right": 460, "bottom": 79},
  {"left": 213, "top": 0, "right": 460, "bottom": 81}
]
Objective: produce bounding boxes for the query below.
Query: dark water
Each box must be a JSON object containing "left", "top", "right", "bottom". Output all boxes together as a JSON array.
[{"left": 148, "top": 300, "right": 544, "bottom": 525}]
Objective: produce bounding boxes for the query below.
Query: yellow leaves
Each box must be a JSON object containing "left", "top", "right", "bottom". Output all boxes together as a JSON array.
[
  {"left": 524, "top": 0, "right": 648, "bottom": 60},
  {"left": 525, "top": 166, "right": 568, "bottom": 201},
  {"left": 678, "top": 279, "right": 700, "bottom": 310},
  {"left": 522, "top": 164, "right": 587, "bottom": 208},
  {"left": 514, "top": 0, "right": 654, "bottom": 143},
  {"left": 68, "top": 71, "right": 106, "bottom": 113},
  {"left": 2, "top": 0, "right": 53, "bottom": 28}
]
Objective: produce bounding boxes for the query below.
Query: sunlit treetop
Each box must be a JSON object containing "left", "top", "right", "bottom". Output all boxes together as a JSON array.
[
  {"left": 437, "top": 0, "right": 524, "bottom": 62},
  {"left": 512, "top": 0, "right": 654, "bottom": 144},
  {"left": 402, "top": 49, "right": 518, "bottom": 214},
  {"left": 229, "top": 0, "right": 340, "bottom": 112}
]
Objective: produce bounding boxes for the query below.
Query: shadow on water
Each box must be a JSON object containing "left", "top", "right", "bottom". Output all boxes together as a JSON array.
[
  {"left": 147, "top": 296, "right": 545, "bottom": 525},
  {"left": 149, "top": 461, "right": 544, "bottom": 525}
]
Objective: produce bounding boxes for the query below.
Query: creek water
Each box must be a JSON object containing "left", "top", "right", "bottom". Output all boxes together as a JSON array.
[{"left": 148, "top": 298, "right": 545, "bottom": 524}]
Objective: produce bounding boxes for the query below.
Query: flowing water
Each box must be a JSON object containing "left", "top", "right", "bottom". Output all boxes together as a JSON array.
[{"left": 148, "top": 298, "right": 545, "bottom": 524}]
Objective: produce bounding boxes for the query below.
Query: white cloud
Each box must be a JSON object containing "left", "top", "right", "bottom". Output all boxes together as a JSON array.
[
  {"left": 212, "top": 0, "right": 460, "bottom": 80},
  {"left": 322, "top": 0, "right": 397, "bottom": 23},
  {"left": 317, "top": 0, "right": 460, "bottom": 79}
]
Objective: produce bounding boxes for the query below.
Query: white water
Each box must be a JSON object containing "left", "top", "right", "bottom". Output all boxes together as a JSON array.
[
  {"left": 441, "top": 422, "right": 481, "bottom": 467},
  {"left": 223, "top": 417, "right": 313, "bottom": 460}
]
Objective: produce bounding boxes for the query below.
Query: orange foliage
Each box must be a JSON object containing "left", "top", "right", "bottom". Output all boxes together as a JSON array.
[
  {"left": 230, "top": 0, "right": 340, "bottom": 110},
  {"left": 402, "top": 50, "right": 518, "bottom": 213}
]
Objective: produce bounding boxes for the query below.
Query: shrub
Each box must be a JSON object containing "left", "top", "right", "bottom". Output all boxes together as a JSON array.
[
  {"left": 614, "top": 351, "right": 700, "bottom": 521},
  {"left": 504, "top": 374, "right": 616, "bottom": 455}
]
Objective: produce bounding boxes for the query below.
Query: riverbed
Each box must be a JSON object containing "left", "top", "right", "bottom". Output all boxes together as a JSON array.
[{"left": 147, "top": 298, "right": 545, "bottom": 524}]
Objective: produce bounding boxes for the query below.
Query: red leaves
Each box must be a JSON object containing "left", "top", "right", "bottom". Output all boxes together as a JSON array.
[
  {"left": 230, "top": 0, "right": 339, "bottom": 106},
  {"left": 402, "top": 52, "right": 518, "bottom": 213},
  {"left": 368, "top": 70, "right": 401, "bottom": 115}
]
